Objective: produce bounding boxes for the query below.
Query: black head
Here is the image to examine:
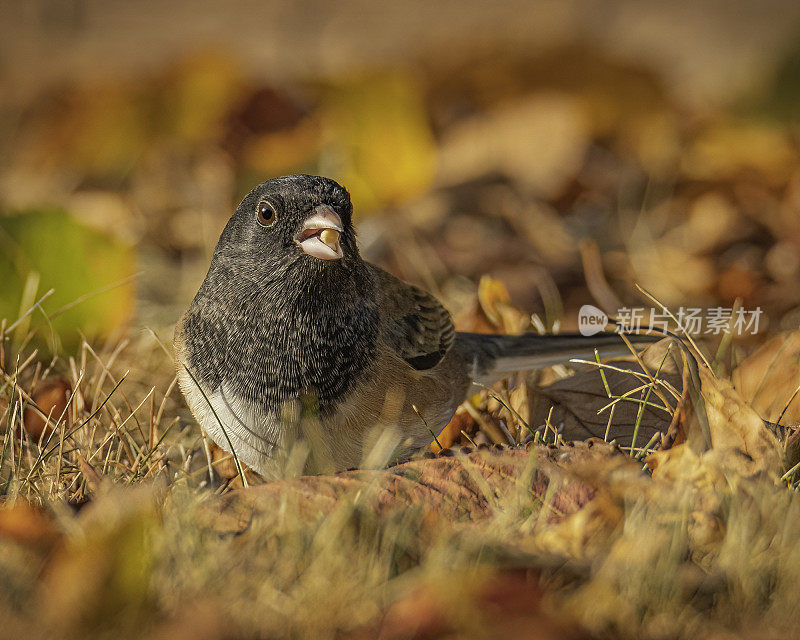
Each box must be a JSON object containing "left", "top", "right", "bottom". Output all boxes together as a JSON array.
[{"left": 214, "top": 175, "right": 358, "bottom": 273}]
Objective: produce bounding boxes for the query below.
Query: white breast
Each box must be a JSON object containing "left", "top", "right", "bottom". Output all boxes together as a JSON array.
[{"left": 177, "top": 368, "right": 285, "bottom": 476}]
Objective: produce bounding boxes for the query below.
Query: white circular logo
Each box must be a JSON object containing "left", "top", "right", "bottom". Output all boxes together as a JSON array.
[{"left": 578, "top": 304, "right": 609, "bottom": 336}]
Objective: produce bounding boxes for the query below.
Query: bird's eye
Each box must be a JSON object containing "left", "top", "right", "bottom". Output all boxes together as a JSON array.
[{"left": 256, "top": 200, "right": 277, "bottom": 227}]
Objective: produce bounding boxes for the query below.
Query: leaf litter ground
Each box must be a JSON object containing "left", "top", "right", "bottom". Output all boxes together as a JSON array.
[{"left": 2, "top": 297, "right": 800, "bottom": 640}]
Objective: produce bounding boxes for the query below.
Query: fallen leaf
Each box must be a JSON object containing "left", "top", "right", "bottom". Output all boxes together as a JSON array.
[
  {"left": 650, "top": 364, "right": 783, "bottom": 481},
  {"left": 697, "top": 367, "right": 783, "bottom": 479},
  {"left": 532, "top": 439, "right": 649, "bottom": 558},
  {"left": 627, "top": 241, "right": 715, "bottom": 307},
  {"left": 431, "top": 405, "right": 477, "bottom": 452},
  {"left": 321, "top": 72, "right": 437, "bottom": 212},
  {"left": 370, "top": 569, "right": 594, "bottom": 640},
  {"left": 23, "top": 378, "right": 71, "bottom": 441},
  {"left": 39, "top": 486, "right": 159, "bottom": 635},
  {"left": 731, "top": 329, "right": 800, "bottom": 424},
  {"left": 531, "top": 340, "right": 682, "bottom": 447},
  {"left": 438, "top": 93, "right": 589, "bottom": 198},
  {"left": 0, "top": 502, "right": 60, "bottom": 551},
  {"left": 0, "top": 208, "right": 135, "bottom": 348},
  {"left": 157, "top": 51, "right": 245, "bottom": 146},
  {"left": 476, "top": 275, "right": 530, "bottom": 334},
  {"left": 663, "top": 192, "right": 742, "bottom": 255},
  {"left": 682, "top": 120, "right": 797, "bottom": 186},
  {"left": 207, "top": 442, "right": 643, "bottom": 543}
]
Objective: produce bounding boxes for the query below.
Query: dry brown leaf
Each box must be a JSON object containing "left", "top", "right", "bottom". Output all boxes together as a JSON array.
[
  {"left": 731, "top": 329, "right": 800, "bottom": 424},
  {"left": 663, "top": 192, "right": 742, "bottom": 255},
  {"left": 502, "top": 380, "right": 534, "bottom": 441},
  {"left": 627, "top": 241, "right": 715, "bottom": 306},
  {"left": 145, "top": 600, "right": 233, "bottom": 640},
  {"left": 0, "top": 502, "right": 60, "bottom": 551},
  {"left": 367, "top": 569, "right": 594, "bottom": 640},
  {"left": 650, "top": 366, "right": 783, "bottom": 481},
  {"left": 765, "top": 240, "right": 800, "bottom": 283},
  {"left": 212, "top": 450, "right": 534, "bottom": 534},
  {"left": 531, "top": 340, "right": 682, "bottom": 447},
  {"left": 532, "top": 440, "right": 650, "bottom": 558},
  {"left": 438, "top": 93, "right": 589, "bottom": 198},
  {"left": 697, "top": 367, "right": 783, "bottom": 478},
  {"left": 205, "top": 441, "right": 259, "bottom": 487},
  {"left": 431, "top": 405, "right": 477, "bottom": 452},
  {"left": 455, "top": 275, "right": 530, "bottom": 335},
  {"left": 499, "top": 199, "right": 577, "bottom": 270},
  {"left": 578, "top": 238, "right": 623, "bottom": 313},
  {"left": 646, "top": 373, "right": 757, "bottom": 558},
  {"left": 656, "top": 354, "right": 692, "bottom": 452},
  {"left": 639, "top": 353, "right": 786, "bottom": 565},
  {"left": 208, "top": 445, "right": 640, "bottom": 537},
  {"left": 784, "top": 429, "right": 800, "bottom": 476},
  {"left": 23, "top": 378, "right": 71, "bottom": 441}
]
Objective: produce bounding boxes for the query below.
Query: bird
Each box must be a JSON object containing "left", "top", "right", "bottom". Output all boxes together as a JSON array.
[{"left": 174, "top": 174, "right": 658, "bottom": 478}]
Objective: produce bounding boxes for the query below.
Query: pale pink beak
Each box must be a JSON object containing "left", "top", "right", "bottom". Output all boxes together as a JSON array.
[{"left": 294, "top": 204, "right": 344, "bottom": 261}]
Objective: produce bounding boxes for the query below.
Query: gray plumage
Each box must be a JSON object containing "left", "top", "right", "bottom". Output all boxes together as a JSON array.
[{"left": 175, "top": 175, "right": 657, "bottom": 477}]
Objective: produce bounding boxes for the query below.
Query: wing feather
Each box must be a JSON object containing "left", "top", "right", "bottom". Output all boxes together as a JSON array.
[{"left": 368, "top": 264, "right": 454, "bottom": 370}]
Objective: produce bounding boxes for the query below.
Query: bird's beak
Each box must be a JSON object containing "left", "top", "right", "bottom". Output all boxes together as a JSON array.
[{"left": 294, "top": 204, "right": 344, "bottom": 261}]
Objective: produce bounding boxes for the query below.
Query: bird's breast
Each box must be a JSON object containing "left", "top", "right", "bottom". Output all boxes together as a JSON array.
[{"left": 222, "top": 297, "right": 381, "bottom": 415}]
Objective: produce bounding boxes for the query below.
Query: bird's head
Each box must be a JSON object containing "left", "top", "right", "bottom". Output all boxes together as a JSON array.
[{"left": 216, "top": 175, "right": 358, "bottom": 271}]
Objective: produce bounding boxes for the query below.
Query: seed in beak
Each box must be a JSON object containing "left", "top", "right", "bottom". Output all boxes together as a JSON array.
[{"left": 319, "top": 228, "right": 340, "bottom": 246}]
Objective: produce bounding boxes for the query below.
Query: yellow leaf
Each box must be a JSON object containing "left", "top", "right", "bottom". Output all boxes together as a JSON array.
[
  {"left": 682, "top": 120, "right": 797, "bottom": 185},
  {"left": 319, "top": 72, "right": 436, "bottom": 212},
  {"left": 159, "top": 51, "right": 245, "bottom": 145}
]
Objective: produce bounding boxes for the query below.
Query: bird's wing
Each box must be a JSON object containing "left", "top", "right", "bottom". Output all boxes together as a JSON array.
[{"left": 368, "top": 264, "right": 455, "bottom": 370}]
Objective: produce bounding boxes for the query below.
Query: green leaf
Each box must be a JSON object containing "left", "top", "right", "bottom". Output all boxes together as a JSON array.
[{"left": 0, "top": 208, "right": 135, "bottom": 349}]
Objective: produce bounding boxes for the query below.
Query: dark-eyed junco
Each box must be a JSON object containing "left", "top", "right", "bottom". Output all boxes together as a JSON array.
[{"left": 175, "top": 175, "right": 657, "bottom": 477}]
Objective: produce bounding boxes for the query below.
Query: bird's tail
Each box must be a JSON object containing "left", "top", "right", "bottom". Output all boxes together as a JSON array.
[{"left": 456, "top": 331, "right": 663, "bottom": 385}]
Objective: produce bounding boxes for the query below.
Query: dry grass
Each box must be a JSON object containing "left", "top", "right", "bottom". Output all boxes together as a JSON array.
[
  {"left": 2, "top": 308, "right": 800, "bottom": 640},
  {"left": 0, "top": 332, "right": 193, "bottom": 505}
]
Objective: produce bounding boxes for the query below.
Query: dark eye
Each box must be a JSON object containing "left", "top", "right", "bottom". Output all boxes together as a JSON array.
[{"left": 256, "top": 200, "right": 277, "bottom": 227}]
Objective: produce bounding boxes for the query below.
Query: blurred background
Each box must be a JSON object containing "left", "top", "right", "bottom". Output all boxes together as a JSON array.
[{"left": 2, "top": 0, "right": 800, "bottom": 352}]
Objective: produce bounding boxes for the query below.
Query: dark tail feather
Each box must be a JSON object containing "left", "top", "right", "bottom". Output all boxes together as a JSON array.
[{"left": 455, "top": 331, "right": 663, "bottom": 385}]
